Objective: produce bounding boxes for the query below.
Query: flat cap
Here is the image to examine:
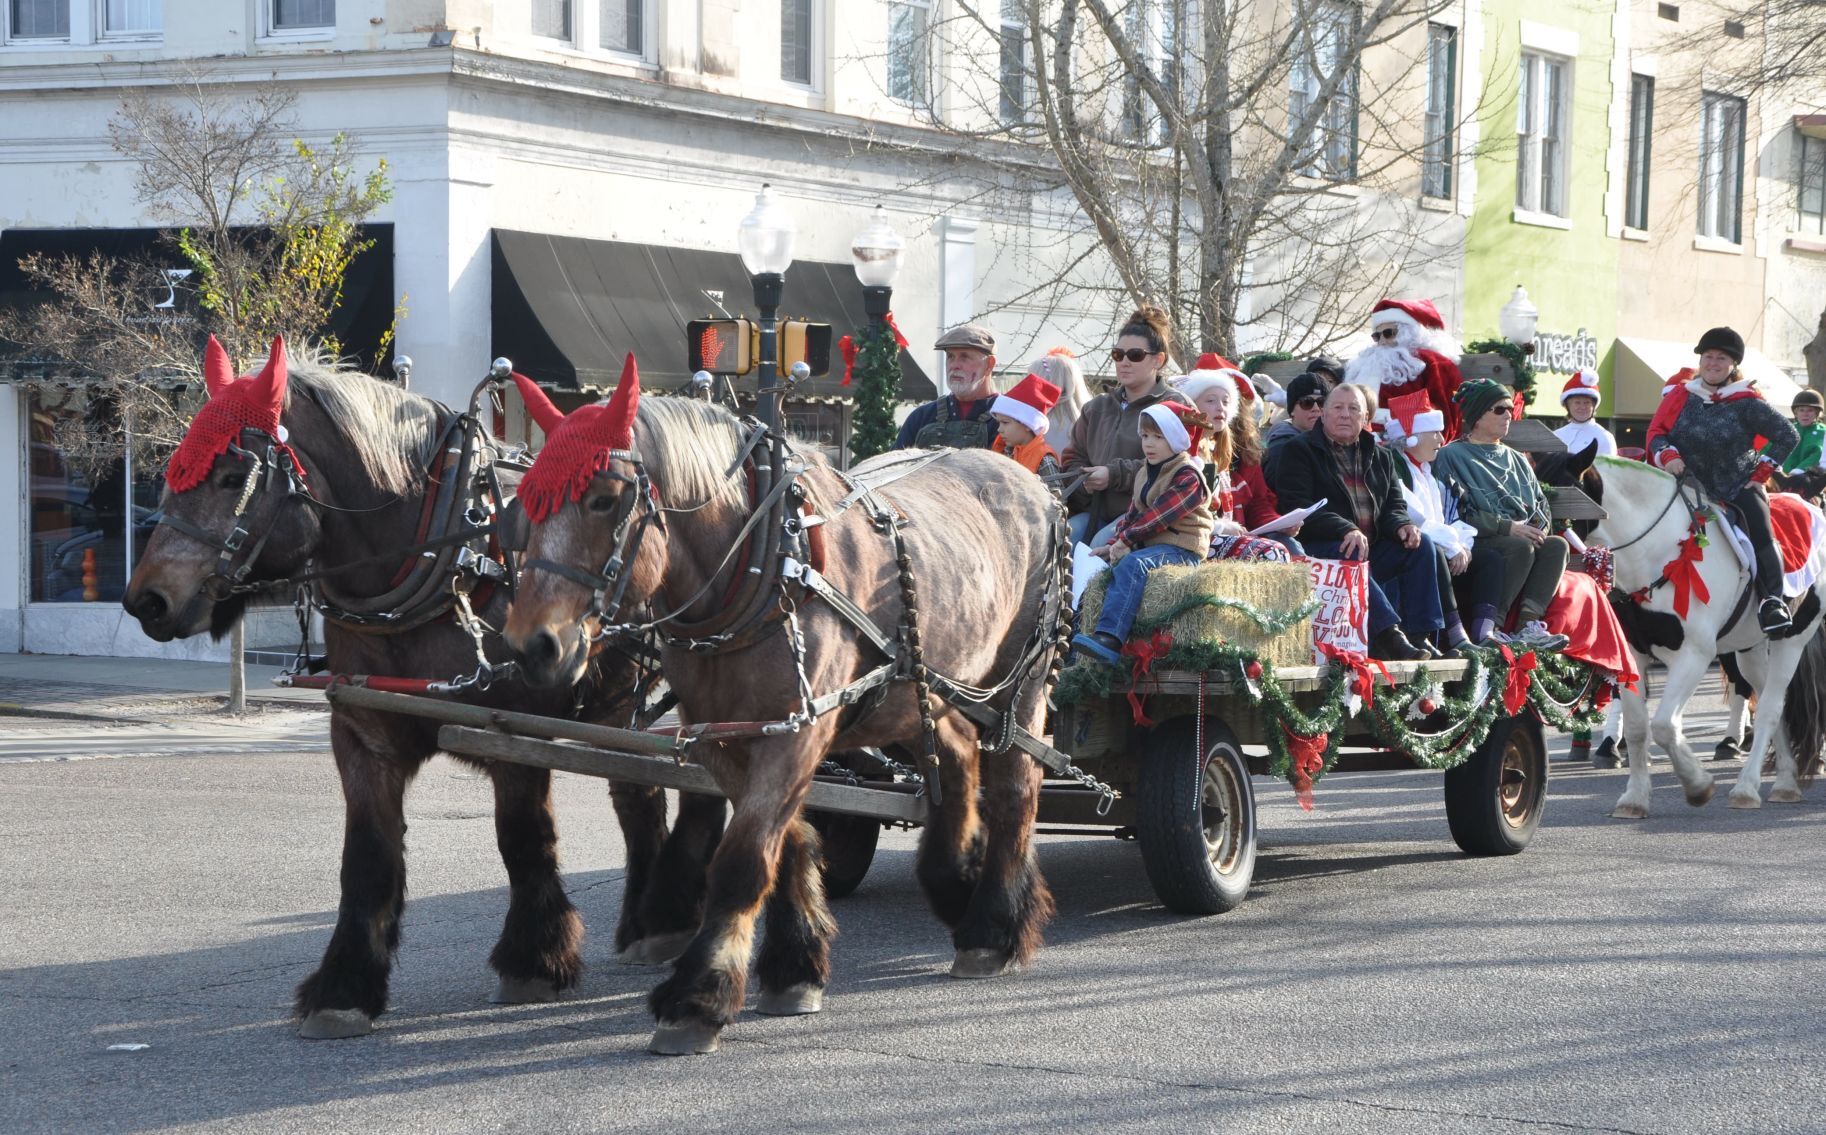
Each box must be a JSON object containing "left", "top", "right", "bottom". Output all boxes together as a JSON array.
[{"left": 934, "top": 322, "right": 996, "bottom": 353}]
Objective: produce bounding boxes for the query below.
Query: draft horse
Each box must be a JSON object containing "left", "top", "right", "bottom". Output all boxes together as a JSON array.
[
  {"left": 503, "top": 358, "right": 1068, "bottom": 1055},
  {"left": 124, "top": 338, "right": 724, "bottom": 1039},
  {"left": 1587, "top": 456, "right": 1826, "bottom": 816}
]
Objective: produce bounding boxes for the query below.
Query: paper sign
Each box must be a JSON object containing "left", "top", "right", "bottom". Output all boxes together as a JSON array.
[
  {"left": 1072, "top": 542, "right": 1110, "bottom": 608},
  {"left": 1306, "top": 557, "right": 1369, "bottom": 661},
  {"left": 1249, "top": 497, "right": 1326, "bottom": 538}
]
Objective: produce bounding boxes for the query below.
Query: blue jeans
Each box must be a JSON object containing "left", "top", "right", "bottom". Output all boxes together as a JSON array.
[
  {"left": 1069, "top": 513, "right": 1122, "bottom": 549},
  {"left": 1093, "top": 544, "right": 1202, "bottom": 642},
  {"left": 1303, "top": 534, "right": 1444, "bottom": 636}
]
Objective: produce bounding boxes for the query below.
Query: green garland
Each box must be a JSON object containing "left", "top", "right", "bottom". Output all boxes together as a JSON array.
[
  {"left": 1242, "top": 351, "right": 1295, "bottom": 375},
  {"left": 1132, "top": 593, "right": 1323, "bottom": 638},
  {"left": 848, "top": 318, "right": 902, "bottom": 464},
  {"left": 1465, "top": 338, "right": 1537, "bottom": 406}
]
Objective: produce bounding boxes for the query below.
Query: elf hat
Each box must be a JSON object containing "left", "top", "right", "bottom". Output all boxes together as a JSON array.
[
  {"left": 1382, "top": 390, "right": 1446, "bottom": 448},
  {"left": 1193, "top": 352, "right": 1255, "bottom": 402},
  {"left": 1139, "top": 401, "right": 1205, "bottom": 455},
  {"left": 1559, "top": 368, "right": 1602, "bottom": 407},
  {"left": 989, "top": 373, "right": 1062, "bottom": 436}
]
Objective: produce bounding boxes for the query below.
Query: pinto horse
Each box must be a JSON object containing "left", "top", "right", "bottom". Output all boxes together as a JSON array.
[
  {"left": 124, "top": 338, "right": 724, "bottom": 1039},
  {"left": 503, "top": 361, "right": 1067, "bottom": 1055},
  {"left": 1588, "top": 456, "right": 1826, "bottom": 816}
]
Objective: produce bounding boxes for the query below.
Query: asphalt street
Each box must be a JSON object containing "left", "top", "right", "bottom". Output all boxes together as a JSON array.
[{"left": 2, "top": 684, "right": 1822, "bottom": 1134}]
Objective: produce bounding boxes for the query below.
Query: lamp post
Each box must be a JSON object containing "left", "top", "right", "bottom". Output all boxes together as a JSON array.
[
  {"left": 738, "top": 184, "right": 797, "bottom": 429},
  {"left": 851, "top": 205, "right": 905, "bottom": 322},
  {"left": 1498, "top": 285, "right": 1540, "bottom": 352},
  {"left": 849, "top": 207, "right": 907, "bottom": 463}
]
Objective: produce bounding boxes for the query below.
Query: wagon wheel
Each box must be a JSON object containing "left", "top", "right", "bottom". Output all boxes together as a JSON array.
[
  {"left": 1135, "top": 716, "right": 1258, "bottom": 915},
  {"left": 807, "top": 809, "right": 881, "bottom": 900},
  {"left": 1443, "top": 711, "right": 1547, "bottom": 855}
]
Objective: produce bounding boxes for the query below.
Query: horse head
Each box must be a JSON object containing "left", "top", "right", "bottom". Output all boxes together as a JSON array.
[
  {"left": 504, "top": 355, "right": 673, "bottom": 688},
  {"left": 1534, "top": 438, "right": 1604, "bottom": 539},
  {"left": 125, "top": 336, "right": 322, "bottom": 641}
]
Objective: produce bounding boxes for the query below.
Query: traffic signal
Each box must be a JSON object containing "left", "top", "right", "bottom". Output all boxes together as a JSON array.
[
  {"left": 688, "top": 318, "right": 753, "bottom": 375},
  {"left": 780, "top": 320, "right": 832, "bottom": 377}
]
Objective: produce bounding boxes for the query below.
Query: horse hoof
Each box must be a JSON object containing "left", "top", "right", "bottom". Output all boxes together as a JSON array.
[
  {"left": 1728, "top": 791, "right": 1763, "bottom": 809},
  {"left": 490, "top": 976, "right": 560, "bottom": 1005},
  {"left": 1770, "top": 787, "right": 1805, "bottom": 804},
  {"left": 620, "top": 930, "right": 694, "bottom": 966},
  {"left": 1684, "top": 779, "right": 1716, "bottom": 807},
  {"left": 755, "top": 983, "right": 824, "bottom": 1016},
  {"left": 649, "top": 1020, "right": 722, "bottom": 1055},
  {"left": 1610, "top": 801, "right": 1650, "bottom": 820},
  {"left": 949, "top": 949, "right": 1013, "bottom": 979},
  {"left": 298, "top": 1009, "right": 374, "bottom": 1040}
]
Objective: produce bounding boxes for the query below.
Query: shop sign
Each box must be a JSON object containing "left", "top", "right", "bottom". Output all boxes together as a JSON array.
[{"left": 1533, "top": 327, "right": 1599, "bottom": 376}]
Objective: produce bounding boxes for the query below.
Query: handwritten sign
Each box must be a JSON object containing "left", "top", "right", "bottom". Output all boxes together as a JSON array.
[{"left": 1306, "top": 557, "right": 1369, "bottom": 661}]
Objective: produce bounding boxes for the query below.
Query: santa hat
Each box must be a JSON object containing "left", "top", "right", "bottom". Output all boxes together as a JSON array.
[
  {"left": 1369, "top": 298, "right": 1447, "bottom": 334},
  {"left": 166, "top": 335, "right": 299, "bottom": 492},
  {"left": 1175, "top": 367, "right": 1243, "bottom": 431},
  {"left": 1381, "top": 390, "right": 1446, "bottom": 448},
  {"left": 1193, "top": 352, "right": 1255, "bottom": 402},
  {"left": 989, "top": 373, "right": 1061, "bottom": 436},
  {"left": 1139, "top": 401, "right": 1204, "bottom": 455},
  {"left": 1559, "top": 368, "right": 1602, "bottom": 407},
  {"left": 517, "top": 353, "right": 643, "bottom": 523}
]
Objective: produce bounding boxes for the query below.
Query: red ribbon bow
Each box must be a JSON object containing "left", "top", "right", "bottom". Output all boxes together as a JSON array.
[
  {"left": 1280, "top": 722, "right": 1330, "bottom": 812},
  {"left": 1120, "top": 629, "right": 1175, "bottom": 726},
  {"left": 884, "top": 311, "right": 910, "bottom": 349},
  {"left": 1501, "top": 645, "right": 1538, "bottom": 716},
  {"left": 1662, "top": 532, "right": 1710, "bottom": 619},
  {"left": 1314, "top": 640, "right": 1390, "bottom": 703},
  {"left": 838, "top": 334, "right": 859, "bottom": 386}
]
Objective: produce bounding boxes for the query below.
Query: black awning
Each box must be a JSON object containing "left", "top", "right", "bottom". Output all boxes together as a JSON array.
[
  {"left": 0, "top": 226, "right": 395, "bottom": 374},
  {"left": 490, "top": 229, "right": 934, "bottom": 400}
]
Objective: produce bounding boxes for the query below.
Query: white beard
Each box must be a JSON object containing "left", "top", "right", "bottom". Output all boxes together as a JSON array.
[{"left": 1345, "top": 345, "right": 1426, "bottom": 388}]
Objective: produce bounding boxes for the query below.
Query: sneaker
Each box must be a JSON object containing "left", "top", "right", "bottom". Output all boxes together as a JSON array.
[
  {"left": 1515, "top": 621, "right": 1570, "bottom": 652},
  {"left": 1758, "top": 598, "right": 1793, "bottom": 636},
  {"left": 1070, "top": 631, "right": 1124, "bottom": 667}
]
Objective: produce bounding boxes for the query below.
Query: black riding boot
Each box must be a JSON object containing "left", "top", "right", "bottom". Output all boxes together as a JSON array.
[{"left": 1732, "top": 486, "right": 1791, "bottom": 634}]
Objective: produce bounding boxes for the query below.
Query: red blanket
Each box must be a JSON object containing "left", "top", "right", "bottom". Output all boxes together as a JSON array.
[
  {"left": 1544, "top": 570, "right": 1641, "bottom": 691},
  {"left": 1770, "top": 493, "right": 1816, "bottom": 574}
]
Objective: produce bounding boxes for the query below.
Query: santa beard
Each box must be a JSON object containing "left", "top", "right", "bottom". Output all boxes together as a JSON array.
[{"left": 1345, "top": 344, "right": 1426, "bottom": 388}]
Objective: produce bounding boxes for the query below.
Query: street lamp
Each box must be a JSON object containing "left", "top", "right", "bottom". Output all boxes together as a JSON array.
[
  {"left": 1499, "top": 285, "right": 1540, "bottom": 351},
  {"left": 738, "top": 184, "right": 797, "bottom": 427},
  {"left": 850, "top": 205, "right": 905, "bottom": 319}
]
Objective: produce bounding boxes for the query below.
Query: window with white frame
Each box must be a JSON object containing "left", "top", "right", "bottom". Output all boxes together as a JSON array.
[
  {"left": 1290, "top": 0, "right": 1359, "bottom": 180},
  {"left": 782, "top": 0, "right": 813, "bottom": 86},
  {"left": 1117, "top": 1, "right": 1181, "bottom": 144},
  {"left": 999, "top": 10, "right": 1027, "bottom": 124},
  {"left": 8, "top": 0, "right": 67, "bottom": 38},
  {"left": 1800, "top": 132, "right": 1826, "bottom": 237},
  {"left": 532, "top": 0, "right": 570, "bottom": 40},
  {"left": 1515, "top": 51, "right": 1570, "bottom": 217},
  {"left": 532, "top": 0, "right": 647, "bottom": 58},
  {"left": 1698, "top": 91, "right": 1745, "bottom": 243},
  {"left": 6, "top": 0, "right": 164, "bottom": 43},
  {"left": 104, "top": 0, "right": 160, "bottom": 35},
  {"left": 1625, "top": 74, "right": 1653, "bottom": 230},
  {"left": 601, "top": 0, "right": 642, "bottom": 55},
  {"left": 888, "top": 0, "right": 932, "bottom": 107},
  {"left": 271, "top": 0, "right": 333, "bottom": 32},
  {"left": 1422, "top": 23, "right": 1456, "bottom": 198}
]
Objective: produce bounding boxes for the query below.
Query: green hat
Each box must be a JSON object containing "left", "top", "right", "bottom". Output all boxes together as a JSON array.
[{"left": 1455, "top": 378, "right": 1512, "bottom": 428}]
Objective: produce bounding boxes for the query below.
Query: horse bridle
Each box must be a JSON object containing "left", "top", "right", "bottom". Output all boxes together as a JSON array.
[
  {"left": 1605, "top": 471, "right": 1705, "bottom": 555},
  {"left": 519, "top": 449, "right": 666, "bottom": 639},
  {"left": 158, "top": 430, "right": 314, "bottom": 601}
]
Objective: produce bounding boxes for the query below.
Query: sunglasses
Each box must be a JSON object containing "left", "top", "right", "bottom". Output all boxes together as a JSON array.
[
  {"left": 1372, "top": 328, "right": 1400, "bottom": 342},
  {"left": 1110, "top": 347, "right": 1157, "bottom": 363},
  {"left": 1491, "top": 405, "right": 1515, "bottom": 416},
  {"left": 1295, "top": 396, "right": 1325, "bottom": 409}
]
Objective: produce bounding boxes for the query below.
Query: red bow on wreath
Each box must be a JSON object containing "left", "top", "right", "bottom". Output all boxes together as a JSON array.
[
  {"left": 838, "top": 334, "right": 859, "bottom": 386},
  {"left": 1314, "top": 640, "right": 1390, "bottom": 703},
  {"left": 1281, "top": 722, "right": 1329, "bottom": 812},
  {"left": 1501, "top": 645, "right": 1538, "bottom": 716},
  {"left": 1661, "top": 531, "right": 1710, "bottom": 619},
  {"left": 1121, "top": 628, "right": 1175, "bottom": 727},
  {"left": 884, "top": 311, "right": 910, "bottom": 349}
]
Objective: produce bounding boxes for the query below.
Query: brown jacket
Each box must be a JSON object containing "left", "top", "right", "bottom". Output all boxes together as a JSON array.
[{"left": 1061, "top": 380, "right": 1193, "bottom": 528}]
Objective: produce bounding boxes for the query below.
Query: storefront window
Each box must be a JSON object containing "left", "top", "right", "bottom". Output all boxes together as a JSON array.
[{"left": 26, "top": 387, "right": 161, "bottom": 603}]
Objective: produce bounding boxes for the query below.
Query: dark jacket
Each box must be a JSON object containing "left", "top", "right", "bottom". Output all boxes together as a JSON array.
[
  {"left": 1273, "top": 424, "right": 1413, "bottom": 544},
  {"left": 893, "top": 395, "right": 997, "bottom": 450}
]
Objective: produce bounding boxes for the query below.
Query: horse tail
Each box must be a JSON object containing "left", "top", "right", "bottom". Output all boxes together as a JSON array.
[{"left": 1780, "top": 629, "right": 1826, "bottom": 785}]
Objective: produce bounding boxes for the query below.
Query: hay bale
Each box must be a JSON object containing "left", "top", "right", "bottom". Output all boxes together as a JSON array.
[{"left": 1080, "top": 559, "right": 1316, "bottom": 669}]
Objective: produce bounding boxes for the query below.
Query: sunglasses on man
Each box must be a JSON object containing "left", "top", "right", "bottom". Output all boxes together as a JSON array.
[
  {"left": 1110, "top": 347, "right": 1157, "bottom": 363},
  {"left": 1372, "top": 327, "right": 1400, "bottom": 342},
  {"left": 1295, "top": 395, "right": 1325, "bottom": 410}
]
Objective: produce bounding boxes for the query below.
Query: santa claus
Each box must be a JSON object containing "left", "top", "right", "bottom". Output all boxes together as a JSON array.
[{"left": 1344, "top": 298, "right": 1466, "bottom": 439}]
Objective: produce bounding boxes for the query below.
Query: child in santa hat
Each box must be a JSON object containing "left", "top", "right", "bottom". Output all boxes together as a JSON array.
[
  {"left": 1176, "top": 363, "right": 1296, "bottom": 560},
  {"left": 1381, "top": 391, "right": 1480, "bottom": 651},
  {"left": 1071, "top": 402, "right": 1215, "bottom": 665},
  {"left": 1553, "top": 369, "right": 1618, "bottom": 457},
  {"left": 989, "top": 373, "right": 1064, "bottom": 477}
]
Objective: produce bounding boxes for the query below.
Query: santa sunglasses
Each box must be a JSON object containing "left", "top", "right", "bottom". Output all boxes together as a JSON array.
[
  {"left": 1372, "top": 327, "right": 1401, "bottom": 342},
  {"left": 1110, "top": 347, "right": 1156, "bottom": 363}
]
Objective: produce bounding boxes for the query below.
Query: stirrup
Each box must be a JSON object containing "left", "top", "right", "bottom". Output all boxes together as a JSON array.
[{"left": 1758, "top": 598, "right": 1793, "bottom": 634}]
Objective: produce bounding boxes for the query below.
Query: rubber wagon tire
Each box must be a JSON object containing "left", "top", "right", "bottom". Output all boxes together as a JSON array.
[
  {"left": 808, "top": 810, "right": 881, "bottom": 900},
  {"left": 1443, "top": 711, "right": 1547, "bottom": 856},
  {"left": 1135, "top": 717, "right": 1258, "bottom": 915}
]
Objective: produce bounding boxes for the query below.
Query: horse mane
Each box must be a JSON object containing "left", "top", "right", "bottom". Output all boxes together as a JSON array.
[
  {"left": 633, "top": 396, "right": 825, "bottom": 507},
  {"left": 286, "top": 355, "right": 447, "bottom": 497}
]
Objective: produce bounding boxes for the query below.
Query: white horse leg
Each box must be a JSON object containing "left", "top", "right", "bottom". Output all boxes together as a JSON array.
[
  {"left": 1647, "top": 651, "right": 1717, "bottom": 808},
  {"left": 1612, "top": 671, "right": 1656, "bottom": 819},
  {"left": 1731, "top": 640, "right": 1806, "bottom": 808},
  {"left": 1768, "top": 733, "right": 1805, "bottom": 804}
]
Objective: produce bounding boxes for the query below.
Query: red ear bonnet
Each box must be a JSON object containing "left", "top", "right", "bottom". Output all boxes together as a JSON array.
[
  {"left": 166, "top": 335, "right": 300, "bottom": 492},
  {"left": 512, "top": 372, "right": 566, "bottom": 434},
  {"left": 516, "top": 352, "right": 645, "bottom": 523}
]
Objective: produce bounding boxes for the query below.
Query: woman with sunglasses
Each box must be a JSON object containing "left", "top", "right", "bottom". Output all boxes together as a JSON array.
[
  {"left": 1431, "top": 379, "right": 1569, "bottom": 649},
  {"left": 1062, "top": 305, "right": 1192, "bottom": 545},
  {"left": 1263, "top": 371, "right": 1335, "bottom": 472}
]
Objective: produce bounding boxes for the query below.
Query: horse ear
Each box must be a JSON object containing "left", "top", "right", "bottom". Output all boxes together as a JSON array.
[
  {"left": 203, "top": 335, "right": 236, "bottom": 398},
  {"left": 602, "top": 352, "right": 640, "bottom": 450},
  {"left": 1570, "top": 439, "right": 1600, "bottom": 474},
  {"left": 511, "top": 372, "right": 566, "bottom": 434},
  {"left": 247, "top": 335, "right": 289, "bottom": 420}
]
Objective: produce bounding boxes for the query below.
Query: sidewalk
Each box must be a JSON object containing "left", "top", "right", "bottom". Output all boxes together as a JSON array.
[{"left": 0, "top": 653, "right": 326, "bottom": 722}]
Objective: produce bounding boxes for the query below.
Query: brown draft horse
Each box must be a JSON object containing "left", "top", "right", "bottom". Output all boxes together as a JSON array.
[
  {"left": 502, "top": 365, "right": 1068, "bottom": 1055},
  {"left": 123, "top": 339, "right": 724, "bottom": 1039}
]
